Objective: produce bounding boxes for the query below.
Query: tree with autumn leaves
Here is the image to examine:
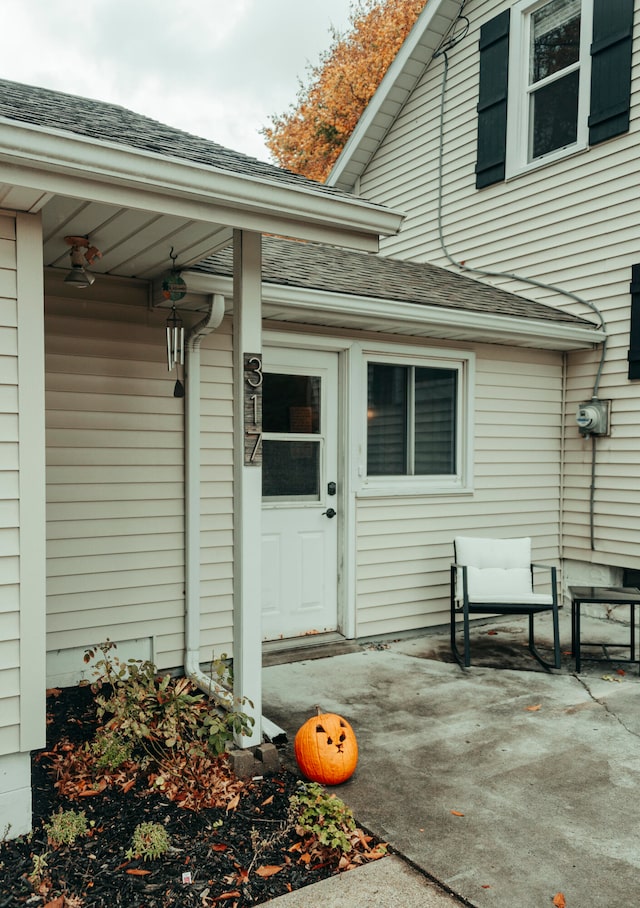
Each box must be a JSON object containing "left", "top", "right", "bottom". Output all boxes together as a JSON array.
[{"left": 263, "top": 0, "right": 426, "bottom": 182}]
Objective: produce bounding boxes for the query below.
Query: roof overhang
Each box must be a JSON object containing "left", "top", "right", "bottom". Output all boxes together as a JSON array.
[
  {"left": 0, "top": 118, "right": 405, "bottom": 277},
  {"left": 328, "top": 0, "right": 460, "bottom": 193},
  {"left": 180, "top": 271, "right": 606, "bottom": 352}
]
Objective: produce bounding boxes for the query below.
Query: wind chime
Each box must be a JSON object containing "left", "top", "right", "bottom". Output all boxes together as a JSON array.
[{"left": 162, "top": 249, "right": 187, "bottom": 398}]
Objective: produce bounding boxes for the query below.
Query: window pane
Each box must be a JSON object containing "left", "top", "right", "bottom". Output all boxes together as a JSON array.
[
  {"left": 262, "top": 440, "right": 320, "bottom": 498},
  {"left": 367, "top": 364, "right": 408, "bottom": 475},
  {"left": 262, "top": 373, "right": 320, "bottom": 434},
  {"left": 530, "top": 0, "right": 580, "bottom": 84},
  {"left": 531, "top": 69, "right": 579, "bottom": 158},
  {"left": 414, "top": 368, "right": 457, "bottom": 475}
]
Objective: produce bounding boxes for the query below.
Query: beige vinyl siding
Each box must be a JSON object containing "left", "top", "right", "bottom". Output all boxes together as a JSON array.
[
  {"left": 0, "top": 214, "right": 19, "bottom": 755},
  {"left": 199, "top": 320, "right": 234, "bottom": 659},
  {"left": 357, "top": 0, "right": 640, "bottom": 572},
  {"left": 355, "top": 345, "right": 562, "bottom": 637},
  {"left": 45, "top": 279, "right": 187, "bottom": 670}
]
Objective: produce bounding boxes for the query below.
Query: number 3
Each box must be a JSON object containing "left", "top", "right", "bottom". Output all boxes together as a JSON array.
[{"left": 246, "top": 355, "right": 263, "bottom": 388}]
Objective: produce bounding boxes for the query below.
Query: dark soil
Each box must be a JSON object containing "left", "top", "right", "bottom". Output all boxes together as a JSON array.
[{"left": 0, "top": 686, "right": 381, "bottom": 908}]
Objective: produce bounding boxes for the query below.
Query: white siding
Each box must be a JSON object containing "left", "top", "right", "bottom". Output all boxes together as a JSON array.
[
  {"left": 357, "top": 0, "right": 640, "bottom": 573},
  {"left": 355, "top": 344, "right": 562, "bottom": 637},
  {"left": 45, "top": 279, "right": 187, "bottom": 671},
  {"left": 0, "top": 214, "right": 19, "bottom": 756}
]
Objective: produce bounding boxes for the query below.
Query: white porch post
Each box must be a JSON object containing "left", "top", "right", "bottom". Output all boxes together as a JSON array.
[{"left": 232, "top": 229, "right": 262, "bottom": 746}]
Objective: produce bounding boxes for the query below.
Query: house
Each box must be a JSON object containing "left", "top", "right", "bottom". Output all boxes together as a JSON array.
[
  {"left": 0, "top": 65, "right": 604, "bottom": 837},
  {"left": 329, "top": 0, "right": 639, "bottom": 589}
]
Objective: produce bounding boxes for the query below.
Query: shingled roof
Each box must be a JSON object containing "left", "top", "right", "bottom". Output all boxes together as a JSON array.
[
  {"left": 0, "top": 78, "right": 355, "bottom": 199},
  {"left": 193, "top": 236, "right": 597, "bottom": 327}
]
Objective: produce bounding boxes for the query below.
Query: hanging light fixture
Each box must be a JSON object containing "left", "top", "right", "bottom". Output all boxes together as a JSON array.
[{"left": 64, "top": 236, "right": 101, "bottom": 288}]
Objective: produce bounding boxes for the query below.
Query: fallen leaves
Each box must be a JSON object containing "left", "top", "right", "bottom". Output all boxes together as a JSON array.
[
  {"left": 450, "top": 810, "right": 465, "bottom": 817},
  {"left": 553, "top": 893, "right": 567, "bottom": 907},
  {"left": 526, "top": 704, "right": 542, "bottom": 712},
  {"left": 255, "top": 865, "right": 283, "bottom": 878}
]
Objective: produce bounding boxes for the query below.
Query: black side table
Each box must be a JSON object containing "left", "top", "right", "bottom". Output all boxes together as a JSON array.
[{"left": 569, "top": 586, "right": 640, "bottom": 673}]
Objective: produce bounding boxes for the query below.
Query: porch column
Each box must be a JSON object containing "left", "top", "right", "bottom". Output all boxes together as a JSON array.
[{"left": 232, "top": 229, "right": 262, "bottom": 746}]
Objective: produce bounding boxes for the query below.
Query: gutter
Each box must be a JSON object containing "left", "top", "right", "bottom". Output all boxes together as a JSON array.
[
  {"left": 183, "top": 272, "right": 606, "bottom": 352},
  {"left": 183, "top": 293, "right": 285, "bottom": 742}
]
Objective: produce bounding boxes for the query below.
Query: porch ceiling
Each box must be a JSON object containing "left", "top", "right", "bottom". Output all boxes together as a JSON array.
[{"left": 33, "top": 190, "right": 233, "bottom": 281}]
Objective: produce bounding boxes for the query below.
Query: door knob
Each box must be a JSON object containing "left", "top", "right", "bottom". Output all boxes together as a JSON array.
[{"left": 322, "top": 508, "right": 337, "bottom": 519}]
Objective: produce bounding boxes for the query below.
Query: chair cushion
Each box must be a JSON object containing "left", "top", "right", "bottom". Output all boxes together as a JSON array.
[
  {"left": 466, "top": 566, "right": 532, "bottom": 600},
  {"left": 455, "top": 536, "right": 531, "bottom": 570}
]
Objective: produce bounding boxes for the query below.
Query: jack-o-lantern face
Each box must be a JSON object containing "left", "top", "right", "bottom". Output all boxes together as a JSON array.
[{"left": 294, "top": 711, "right": 358, "bottom": 785}]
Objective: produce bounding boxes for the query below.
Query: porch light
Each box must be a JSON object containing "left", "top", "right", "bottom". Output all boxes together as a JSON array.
[{"left": 64, "top": 236, "right": 101, "bottom": 288}]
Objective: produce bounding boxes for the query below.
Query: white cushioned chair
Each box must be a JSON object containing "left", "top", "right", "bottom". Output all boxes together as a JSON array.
[{"left": 450, "top": 536, "right": 560, "bottom": 669}]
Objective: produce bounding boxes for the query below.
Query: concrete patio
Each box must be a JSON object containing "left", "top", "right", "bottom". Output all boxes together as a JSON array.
[{"left": 263, "top": 609, "right": 640, "bottom": 907}]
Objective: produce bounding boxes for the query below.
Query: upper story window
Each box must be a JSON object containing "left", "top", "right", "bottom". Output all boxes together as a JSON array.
[
  {"left": 528, "top": 0, "right": 583, "bottom": 160},
  {"left": 475, "top": 0, "right": 633, "bottom": 189},
  {"left": 509, "top": 0, "right": 592, "bottom": 172}
]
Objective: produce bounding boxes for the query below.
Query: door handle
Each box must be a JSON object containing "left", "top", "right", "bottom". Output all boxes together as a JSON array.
[{"left": 322, "top": 508, "right": 337, "bottom": 519}]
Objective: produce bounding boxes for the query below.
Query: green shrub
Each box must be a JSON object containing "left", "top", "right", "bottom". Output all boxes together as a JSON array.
[
  {"left": 291, "top": 782, "right": 356, "bottom": 853},
  {"left": 84, "top": 642, "right": 254, "bottom": 762},
  {"left": 44, "top": 810, "right": 88, "bottom": 847},
  {"left": 126, "top": 822, "right": 171, "bottom": 862}
]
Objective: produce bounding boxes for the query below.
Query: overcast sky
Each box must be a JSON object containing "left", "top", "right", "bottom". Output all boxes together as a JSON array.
[{"left": 1, "top": 0, "right": 354, "bottom": 162}]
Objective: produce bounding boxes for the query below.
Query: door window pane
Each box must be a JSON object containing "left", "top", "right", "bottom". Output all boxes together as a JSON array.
[
  {"left": 263, "top": 373, "right": 320, "bottom": 434},
  {"left": 262, "top": 440, "right": 320, "bottom": 498}
]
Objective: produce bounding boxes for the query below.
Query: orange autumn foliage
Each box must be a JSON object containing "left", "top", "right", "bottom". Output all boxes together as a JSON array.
[{"left": 263, "top": 0, "right": 426, "bottom": 182}]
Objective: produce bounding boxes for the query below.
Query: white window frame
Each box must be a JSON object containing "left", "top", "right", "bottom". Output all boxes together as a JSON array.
[
  {"left": 358, "top": 344, "right": 474, "bottom": 497},
  {"left": 506, "top": 0, "right": 593, "bottom": 178}
]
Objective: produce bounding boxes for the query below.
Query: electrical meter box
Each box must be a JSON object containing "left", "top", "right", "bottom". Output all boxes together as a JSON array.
[{"left": 576, "top": 399, "right": 610, "bottom": 436}]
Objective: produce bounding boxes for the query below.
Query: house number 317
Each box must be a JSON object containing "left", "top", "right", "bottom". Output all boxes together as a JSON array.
[{"left": 244, "top": 353, "right": 263, "bottom": 465}]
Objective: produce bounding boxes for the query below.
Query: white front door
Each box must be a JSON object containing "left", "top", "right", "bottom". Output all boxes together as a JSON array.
[{"left": 261, "top": 348, "right": 339, "bottom": 641}]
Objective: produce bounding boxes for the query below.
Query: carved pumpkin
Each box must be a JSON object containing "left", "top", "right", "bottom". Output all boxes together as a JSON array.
[{"left": 294, "top": 710, "right": 358, "bottom": 785}]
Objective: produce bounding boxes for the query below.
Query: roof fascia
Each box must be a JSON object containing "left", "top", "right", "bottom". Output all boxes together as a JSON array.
[
  {"left": 328, "top": 0, "right": 458, "bottom": 192},
  {"left": 183, "top": 272, "right": 605, "bottom": 351},
  {"left": 0, "top": 119, "right": 404, "bottom": 251}
]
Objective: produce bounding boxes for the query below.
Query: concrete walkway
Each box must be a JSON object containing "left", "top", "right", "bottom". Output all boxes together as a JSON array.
[{"left": 263, "top": 612, "right": 640, "bottom": 907}]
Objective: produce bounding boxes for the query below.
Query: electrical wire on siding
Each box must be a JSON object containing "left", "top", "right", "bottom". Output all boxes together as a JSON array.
[{"left": 433, "top": 10, "right": 607, "bottom": 550}]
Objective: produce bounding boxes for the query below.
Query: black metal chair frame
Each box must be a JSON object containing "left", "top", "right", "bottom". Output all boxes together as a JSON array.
[{"left": 450, "top": 561, "right": 561, "bottom": 670}]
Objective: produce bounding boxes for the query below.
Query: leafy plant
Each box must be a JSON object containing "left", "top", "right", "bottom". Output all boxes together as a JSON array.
[
  {"left": 126, "top": 821, "right": 171, "bottom": 862},
  {"left": 291, "top": 782, "right": 357, "bottom": 853},
  {"left": 90, "top": 731, "right": 134, "bottom": 770},
  {"left": 84, "top": 642, "right": 254, "bottom": 764},
  {"left": 44, "top": 810, "right": 89, "bottom": 847},
  {"left": 28, "top": 850, "right": 50, "bottom": 885}
]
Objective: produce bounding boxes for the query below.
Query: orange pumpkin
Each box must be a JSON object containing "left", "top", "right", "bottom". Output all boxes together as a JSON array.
[{"left": 294, "top": 710, "right": 358, "bottom": 785}]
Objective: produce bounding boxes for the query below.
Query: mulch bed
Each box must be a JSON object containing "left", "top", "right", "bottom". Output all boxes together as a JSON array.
[{"left": 0, "top": 686, "right": 382, "bottom": 908}]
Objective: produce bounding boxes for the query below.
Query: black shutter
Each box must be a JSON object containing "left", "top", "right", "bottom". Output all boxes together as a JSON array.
[
  {"left": 589, "top": 0, "right": 633, "bottom": 146},
  {"left": 628, "top": 265, "right": 640, "bottom": 380},
  {"left": 475, "top": 10, "right": 510, "bottom": 190}
]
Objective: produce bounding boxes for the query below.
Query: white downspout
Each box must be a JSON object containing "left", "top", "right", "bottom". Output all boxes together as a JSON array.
[
  {"left": 183, "top": 293, "right": 233, "bottom": 706},
  {"left": 182, "top": 292, "right": 286, "bottom": 741}
]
